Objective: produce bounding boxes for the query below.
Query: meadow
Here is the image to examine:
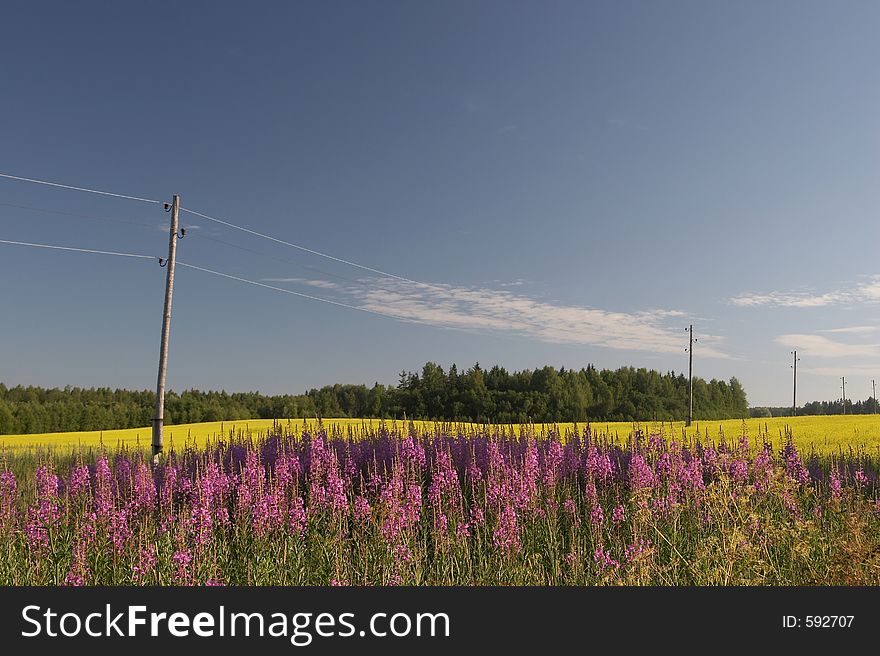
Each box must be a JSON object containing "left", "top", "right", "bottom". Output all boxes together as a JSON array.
[
  {"left": 2, "top": 414, "right": 880, "bottom": 456},
  {"left": 0, "top": 422, "right": 878, "bottom": 586}
]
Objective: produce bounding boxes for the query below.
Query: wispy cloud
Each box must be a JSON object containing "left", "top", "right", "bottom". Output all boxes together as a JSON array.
[
  {"left": 775, "top": 333, "right": 880, "bottom": 359},
  {"left": 260, "top": 277, "right": 338, "bottom": 290},
  {"left": 730, "top": 276, "right": 880, "bottom": 308},
  {"left": 328, "top": 278, "right": 728, "bottom": 357},
  {"left": 819, "top": 326, "right": 877, "bottom": 335}
]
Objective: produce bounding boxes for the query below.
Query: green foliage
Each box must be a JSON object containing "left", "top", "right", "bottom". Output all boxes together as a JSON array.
[{"left": 0, "top": 363, "right": 750, "bottom": 434}]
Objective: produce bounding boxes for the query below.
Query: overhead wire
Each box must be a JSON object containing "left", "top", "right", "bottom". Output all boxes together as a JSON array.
[
  {"left": 180, "top": 205, "right": 441, "bottom": 290},
  {"left": 0, "top": 172, "right": 163, "bottom": 205},
  {"left": 189, "top": 230, "right": 416, "bottom": 295},
  {"left": 0, "top": 238, "right": 158, "bottom": 260},
  {"left": 0, "top": 238, "right": 416, "bottom": 323},
  {"left": 0, "top": 170, "right": 454, "bottom": 319},
  {"left": 176, "top": 260, "right": 413, "bottom": 322},
  {"left": 0, "top": 170, "right": 443, "bottom": 294}
]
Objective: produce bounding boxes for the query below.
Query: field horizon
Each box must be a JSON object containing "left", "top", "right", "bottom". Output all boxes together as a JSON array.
[{"left": 2, "top": 414, "right": 880, "bottom": 457}]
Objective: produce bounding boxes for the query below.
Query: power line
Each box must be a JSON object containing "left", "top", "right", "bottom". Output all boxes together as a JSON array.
[
  {"left": 190, "top": 230, "right": 412, "bottom": 294},
  {"left": 0, "top": 236, "right": 443, "bottom": 327},
  {"left": 0, "top": 170, "right": 437, "bottom": 291},
  {"left": 0, "top": 172, "right": 163, "bottom": 205},
  {"left": 0, "top": 202, "right": 157, "bottom": 229},
  {"left": 181, "top": 205, "right": 437, "bottom": 288},
  {"left": 176, "top": 260, "right": 411, "bottom": 322},
  {"left": 0, "top": 238, "right": 157, "bottom": 260}
]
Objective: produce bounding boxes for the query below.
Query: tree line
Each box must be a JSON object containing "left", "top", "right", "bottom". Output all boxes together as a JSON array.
[
  {"left": 0, "top": 362, "right": 749, "bottom": 434},
  {"left": 750, "top": 398, "right": 880, "bottom": 418}
]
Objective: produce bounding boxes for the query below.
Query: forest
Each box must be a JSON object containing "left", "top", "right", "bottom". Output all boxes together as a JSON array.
[
  {"left": 0, "top": 363, "right": 750, "bottom": 434},
  {"left": 750, "top": 398, "right": 880, "bottom": 418}
]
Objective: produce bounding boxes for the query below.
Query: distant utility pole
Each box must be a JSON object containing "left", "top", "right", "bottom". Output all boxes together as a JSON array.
[
  {"left": 685, "top": 325, "right": 696, "bottom": 427},
  {"left": 152, "top": 194, "right": 184, "bottom": 462},
  {"left": 840, "top": 376, "right": 847, "bottom": 416},
  {"left": 791, "top": 350, "right": 799, "bottom": 416},
  {"left": 873, "top": 379, "right": 877, "bottom": 414}
]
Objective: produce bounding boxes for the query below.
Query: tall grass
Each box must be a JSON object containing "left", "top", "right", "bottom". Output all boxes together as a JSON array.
[{"left": 1, "top": 425, "right": 878, "bottom": 585}]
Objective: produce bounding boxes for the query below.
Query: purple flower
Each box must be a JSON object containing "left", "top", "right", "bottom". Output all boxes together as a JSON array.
[
  {"left": 829, "top": 467, "right": 842, "bottom": 501},
  {"left": 492, "top": 505, "right": 520, "bottom": 553},
  {"left": 590, "top": 503, "right": 604, "bottom": 527},
  {"left": 289, "top": 496, "right": 307, "bottom": 538},
  {"left": 628, "top": 454, "right": 655, "bottom": 492},
  {"left": 593, "top": 545, "right": 619, "bottom": 572}
]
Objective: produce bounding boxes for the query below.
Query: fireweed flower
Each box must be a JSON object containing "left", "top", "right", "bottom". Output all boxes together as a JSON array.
[
  {"left": 399, "top": 436, "right": 426, "bottom": 472},
  {"left": 624, "top": 539, "right": 652, "bottom": 564},
  {"left": 542, "top": 439, "right": 564, "bottom": 488},
  {"left": 593, "top": 545, "right": 619, "bottom": 572},
  {"left": 590, "top": 503, "right": 604, "bottom": 527},
  {"left": 132, "top": 544, "right": 157, "bottom": 583},
  {"left": 701, "top": 447, "right": 719, "bottom": 477},
  {"left": 584, "top": 481, "right": 598, "bottom": 508},
  {"left": 130, "top": 461, "right": 157, "bottom": 515},
  {"left": 172, "top": 545, "right": 193, "bottom": 585},
  {"left": 110, "top": 508, "right": 133, "bottom": 553},
  {"left": 584, "top": 443, "right": 614, "bottom": 481},
  {"left": 435, "top": 511, "right": 449, "bottom": 535},
  {"left": 308, "top": 437, "right": 347, "bottom": 516},
  {"left": 752, "top": 447, "right": 774, "bottom": 492},
  {"left": 253, "top": 487, "right": 284, "bottom": 538},
  {"left": 289, "top": 496, "right": 307, "bottom": 539},
  {"left": 428, "top": 450, "right": 460, "bottom": 511},
  {"left": 94, "top": 456, "right": 114, "bottom": 519},
  {"left": 729, "top": 458, "right": 749, "bottom": 485},
  {"left": 628, "top": 454, "right": 655, "bottom": 492},
  {"left": 2, "top": 427, "right": 871, "bottom": 586},
  {"left": 829, "top": 467, "right": 843, "bottom": 501},
  {"left": 492, "top": 505, "right": 520, "bottom": 553},
  {"left": 25, "top": 465, "right": 61, "bottom": 550},
  {"left": 783, "top": 441, "right": 811, "bottom": 485},
  {"left": 67, "top": 463, "right": 91, "bottom": 499}
]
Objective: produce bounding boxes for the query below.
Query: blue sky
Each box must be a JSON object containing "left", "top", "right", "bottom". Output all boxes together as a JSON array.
[{"left": 1, "top": 1, "right": 879, "bottom": 407}]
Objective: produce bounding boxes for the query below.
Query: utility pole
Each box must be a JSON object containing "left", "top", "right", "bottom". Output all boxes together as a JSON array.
[
  {"left": 840, "top": 376, "right": 847, "bottom": 416},
  {"left": 685, "top": 325, "right": 696, "bottom": 427},
  {"left": 791, "top": 350, "right": 799, "bottom": 416},
  {"left": 873, "top": 379, "right": 877, "bottom": 414},
  {"left": 152, "top": 194, "right": 183, "bottom": 462}
]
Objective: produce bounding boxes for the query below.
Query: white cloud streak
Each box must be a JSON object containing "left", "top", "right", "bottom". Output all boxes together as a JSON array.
[
  {"left": 730, "top": 276, "right": 880, "bottom": 308},
  {"left": 327, "top": 278, "right": 728, "bottom": 357},
  {"left": 819, "top": 326, "right": 877, "bottom": 335},
  {"left": 775, "top": 334, "right": 880, "bottom": 359},
  {"left": 260, "top": 277, "right": 338, "bottom": 289}
]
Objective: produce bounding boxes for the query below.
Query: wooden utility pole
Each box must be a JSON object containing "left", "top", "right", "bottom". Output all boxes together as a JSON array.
[
  {"left": 840, "top": 376, "right": 847, "bottom": 415},
  {"left": 791, "top": 350, "right": 799, "bottom": 416},
  {"left": 873, "top": 379, "right": 877, "bottom": 414},
  {"left": 686, "top": 325, "right": 695, "bottom": 427},
  {"left": 152, "top": 194, "right": 181, "bottom": 461}
]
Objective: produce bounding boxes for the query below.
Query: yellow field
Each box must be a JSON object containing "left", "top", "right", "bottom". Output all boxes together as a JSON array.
[{"left": 1, "top": 415, "right": 880, "bottom": 456}]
